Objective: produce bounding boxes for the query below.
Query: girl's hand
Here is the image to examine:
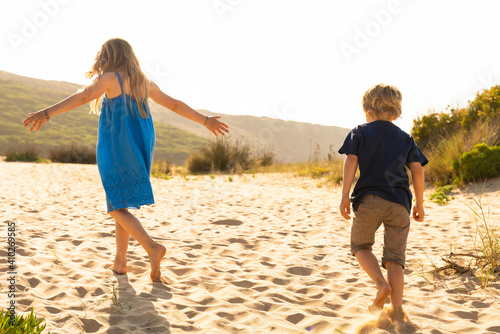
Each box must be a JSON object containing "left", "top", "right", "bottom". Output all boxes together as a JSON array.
[
  {"left": 23, "top": 109, "right": 50, "bottom": 132},
  {"left": 205, "top": 116, "right": 229, "bottom": 136}
]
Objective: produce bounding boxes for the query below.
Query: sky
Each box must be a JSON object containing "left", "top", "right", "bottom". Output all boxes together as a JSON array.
[{"left": 1, "top": 0, "right": 500, "bottom": 133}]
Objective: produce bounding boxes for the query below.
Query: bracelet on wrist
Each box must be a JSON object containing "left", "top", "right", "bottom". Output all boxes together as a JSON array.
[
  {"left": 203, "top": 116, "right": 209, "bottom": 126},
  {"left": 44, "top": 109, "right": 51, "bottom": 121}
]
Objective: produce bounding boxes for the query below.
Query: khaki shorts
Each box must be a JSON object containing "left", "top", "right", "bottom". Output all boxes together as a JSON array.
[{"left": 351, "top": 194, "right": 410, "bottom": 269}]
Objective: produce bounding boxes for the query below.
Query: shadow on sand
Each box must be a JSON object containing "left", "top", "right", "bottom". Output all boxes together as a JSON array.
[{"left": 104, "top": 272, "right": 173, "bottom": 333}]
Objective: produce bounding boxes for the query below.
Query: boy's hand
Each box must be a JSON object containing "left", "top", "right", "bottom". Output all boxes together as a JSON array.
[
  {"left": 339, "top": 195, "right": 351, "bottom": 220},
  {"left": 412, "top": 204, "right": 425, "bottom": 222}
]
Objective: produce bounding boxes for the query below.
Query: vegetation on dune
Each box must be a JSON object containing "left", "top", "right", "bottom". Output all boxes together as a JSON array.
[
  {"left": 429, "top": 185, "right": 455, "bottom": 205},
  {"left": 186, "top": 137, "right": 274, "bottom": 174},
  {"left": 5, "top": 146, "right": 40, "bottom": 162},
  {"left": 453, "top": 143, "right": 500, "bottom": 183},
  {"left": 48, "top": 145, "right": 96, "bottom": 164},
  {"left": 1, "top": 308, "right": 50, "bottom": 334},
  {"left": 412, "top": 85, "right": 500, "bottom": 186}
]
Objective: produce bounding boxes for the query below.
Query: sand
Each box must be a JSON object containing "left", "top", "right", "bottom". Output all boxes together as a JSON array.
[{"left": 1, "top": 161, "right": 499, "bottom": 333}]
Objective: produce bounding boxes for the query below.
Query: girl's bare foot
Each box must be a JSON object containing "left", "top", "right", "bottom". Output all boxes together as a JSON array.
[
  {"left": 111, "top": 257, "right": 127, "bottom": 275},
  {"left": 368, "top": 283, "right": 391, "bottom": 312},
  {"left": 149, "top": 244, "right": 166, "bottom": 282}
]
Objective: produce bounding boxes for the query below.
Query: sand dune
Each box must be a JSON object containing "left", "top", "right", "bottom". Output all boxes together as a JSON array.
[{"left": 1, "top": 161, "right": 499, "bottom": 333}]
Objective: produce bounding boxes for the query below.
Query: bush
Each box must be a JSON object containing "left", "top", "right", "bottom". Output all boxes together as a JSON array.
[
  {"left": 453, "top": 143, "right": 500, "bottom": 182},
  {"left": 412, "top": 111, "right": 462, "bottom": 150},
  {"left": 49, "top": 145, "right": 96, "bottom": 164},
  {"left": 412, "top": 86, "right": 500, "bottom": 151},
  {"left": 258, "top": 149, "right": 275, "bottom": 167},
  {"left": 151, "top": 160, "right": 173, "bottom": 180},
  {"left": 5, "top": 146, "right": 40, "bottom": 162},
  {"left": 186, "top": 138, "right": 254, "bottom": 174},
  {"left": 1, "top": 308, "right": 49, "bottom": 334},
  {"left": 416, "top": 114, "right": 500, "bottom": 185},
  {"left": 429, "top": 185, "right": 454, "bottom": 205}
]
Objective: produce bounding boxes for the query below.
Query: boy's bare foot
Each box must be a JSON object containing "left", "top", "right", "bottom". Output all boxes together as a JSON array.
[
  {"left": 388, "top": 306, "right": 406, "bottom": 322},
  {"left": 149, "top": 244, "right": 166, "bottom": 282},
  {"left": 111, "top": 258, "right": 127, "bottom": 275},
  {"left": 368, "top": 283, "right": 391, "bottom": 312}
]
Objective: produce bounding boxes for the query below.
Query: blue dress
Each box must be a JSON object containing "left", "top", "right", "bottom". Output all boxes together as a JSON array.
[{"left": 96, "top": 72, "right": 155, "bottom": 212}]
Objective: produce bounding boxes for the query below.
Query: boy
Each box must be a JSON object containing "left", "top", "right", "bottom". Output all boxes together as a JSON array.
[{"left": 338, "top": 84, "right": 427, "bottom": 319}]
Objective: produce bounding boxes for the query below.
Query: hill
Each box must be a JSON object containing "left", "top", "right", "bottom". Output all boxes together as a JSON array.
[
  {"left": 0, "top": 70, "right": 350, "bottom": 164},
  {"left": 150, "top": 105, "right": 350, "bottom": 163}
]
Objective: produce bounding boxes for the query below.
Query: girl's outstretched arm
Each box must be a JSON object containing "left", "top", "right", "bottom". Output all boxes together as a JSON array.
[
  {"left": 23, "top": 73, "right": 114, "bottom": 132},
  {"left": 149, "top": 81, "right": 229, "bottom": 137}
]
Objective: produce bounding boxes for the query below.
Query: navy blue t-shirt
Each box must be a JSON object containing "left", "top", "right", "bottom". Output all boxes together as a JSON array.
[{"left": 338, "top": 120, "right": 428, "bottom": 213}]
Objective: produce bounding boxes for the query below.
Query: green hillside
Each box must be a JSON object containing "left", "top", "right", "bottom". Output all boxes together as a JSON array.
[{"left": 0, "top": 71, "right": 208, "bottom": 164}]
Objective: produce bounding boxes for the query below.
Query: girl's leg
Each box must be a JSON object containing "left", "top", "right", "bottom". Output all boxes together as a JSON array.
[
  {"left": 109, "top": 208, "right": 166, "bottom": 281},
  {"left": 355, "top": 249, "right": 392, "bottom": 312},
  {"left": 111, "top": 220, "right": 129, "bottom": 274}
]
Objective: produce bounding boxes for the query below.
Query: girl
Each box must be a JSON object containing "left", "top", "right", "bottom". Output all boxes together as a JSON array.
[{"left": 23, "top": 38, "right": 229, "bottom": 282}]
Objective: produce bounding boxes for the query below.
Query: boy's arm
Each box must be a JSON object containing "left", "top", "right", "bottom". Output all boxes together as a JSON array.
[
  {"left": 149, "top": 81, "right": 229, "bottom": 136},
  {"left": 339, "top": 154, "right": 358, "bottom": 219},
  {"left": 23, "top": 73, "right": 114, "bottom": 131},
  {"left": 409, "top": 162, "right": 425, "bottom": 222}
]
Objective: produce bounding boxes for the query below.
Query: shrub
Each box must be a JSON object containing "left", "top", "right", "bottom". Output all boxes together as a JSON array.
[
  {"left": 412, "top": 111, "right": 462, "bottom": 150},
  {"left": 1, "top": 308, "right": 49, "bottom": 334},
  {"left": 464, "top": 85, "right": 500, "bottom": 129},
  {"left": 412, "top": 85, "right": 500, "bottom": 152},
  {"left": 418, "top": 116, "right": 500, "bottom": 185},
  {"left": 429, "top": 185, "right": 454, "bottom": 205},
  {"left": 453, "top": 143, "right": 500, "bottom": 182},
  {"left": 186, "top": 138, "right": 254, "bottom": 174},
  {"left": 5, "top": 146, "right": 40, "bottom": 162},
  {"left": 49, "top": 145, "right": 96, "bottom": 164},
  {"left": 258, "top": 150, "right": 275, "bottom": 167},
  {"left": 151, "top": 160, "right": 173, "bottom": 180}
]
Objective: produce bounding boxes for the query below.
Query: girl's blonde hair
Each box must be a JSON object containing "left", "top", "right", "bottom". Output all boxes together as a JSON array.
[
  {"left": 86, "top": 38, "right": 150, "bottom": 118},
  {"left": 362, "top": 84, "right": 402, "bottom": 120}
]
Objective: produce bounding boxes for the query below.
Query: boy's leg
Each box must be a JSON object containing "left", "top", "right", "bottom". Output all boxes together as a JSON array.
[
  {"left": 386, "top": 261, "right": 404, "bottom": 313},
  {"left": 355, "top": 249, "right": 391, "bottom": 311},
  {"left": 381, "top": 202, "right": 410, "bottom": 315},
  {"left": 351, "top": 195, "right": 390, "bottom": 311},
  {"left": 111, "top": 220, "right": 129, "bottom": 274},
  {"left": 109, "top": 208, "right": 166, "bottom": 281}
]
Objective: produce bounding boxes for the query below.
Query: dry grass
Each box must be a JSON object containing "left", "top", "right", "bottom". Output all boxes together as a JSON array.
[{"left": 415, "top": 191, "right": 499, "bottom": 290}]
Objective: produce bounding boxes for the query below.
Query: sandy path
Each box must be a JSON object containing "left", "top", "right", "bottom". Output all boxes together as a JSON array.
[{"left": 0, "top": 161, "right": 499, "bottom": 333}]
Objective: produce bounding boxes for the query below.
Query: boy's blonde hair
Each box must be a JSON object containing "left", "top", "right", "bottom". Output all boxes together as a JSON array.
[
  {"left": 362, "top": 84, "right": 402, "bottom": 120},
  {"left": 86, "top": 38, "right": 150, "bottom": 118}
]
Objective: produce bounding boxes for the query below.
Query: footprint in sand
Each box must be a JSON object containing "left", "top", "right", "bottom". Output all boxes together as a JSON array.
[
  {"left": 211, "top": 219, "right": 243, "bottom": 226},
  {"left": 287, "top": 266, "right": 313, "bottom": 276}
]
